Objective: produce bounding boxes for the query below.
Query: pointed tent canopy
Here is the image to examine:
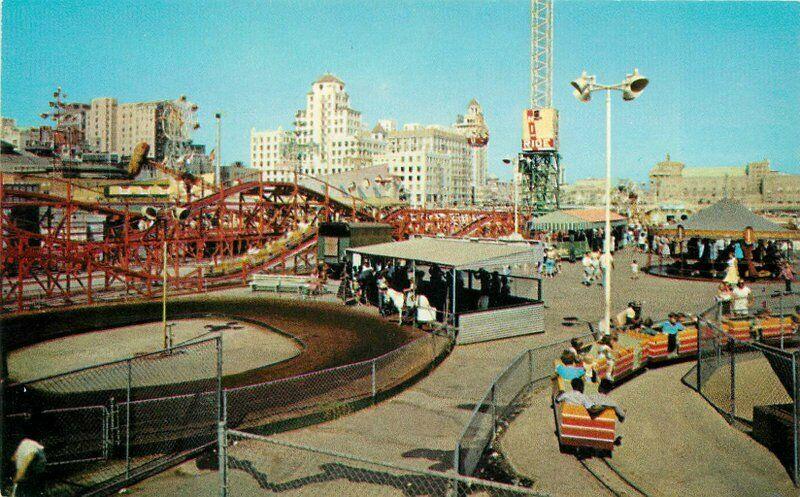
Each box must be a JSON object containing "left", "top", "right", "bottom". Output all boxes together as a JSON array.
[{"left": 654, "top": 198, "right": 800, "bottom": 239}]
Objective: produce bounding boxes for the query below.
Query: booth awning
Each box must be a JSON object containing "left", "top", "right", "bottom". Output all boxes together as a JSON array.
[
  {"left": 529, "top": 209, "right": 627, "bottom": 231},
  {"left": 654, "top": 199, "right": 800, "bottom": 239},
  {"left": 347, "top": 237, "right": 541, "bottom": 270}
]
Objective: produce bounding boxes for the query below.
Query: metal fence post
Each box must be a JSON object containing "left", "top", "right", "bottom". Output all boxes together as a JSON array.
[
  {"left": 125, "top": 358, "right": 132, "bottom": 480},
  {"left": 528, "top": 348, "right": 534, "bottom": 387},
  {"left": 216, "top": 336, "right": 223, "bottom": 423},
  {"left": 779, "top": 292, "right": 786, "bottom": 349},
  {"left": 729, "top": 344, "right": 736, "bottom": 421},
  {"left": 696, "top": 319, "right": 702, "bottom": 393},
  {"left": 794, "top": 353, "right": 799, "bottom": 486},
  {"left": 371, "top": 361, "right": 377, "bottom": 400},
  {"left": 218, "top": 418, "right": 228, "bottom": 497},
  {"left": 490, "top": 384, "right": 497, "bottom": 438}
]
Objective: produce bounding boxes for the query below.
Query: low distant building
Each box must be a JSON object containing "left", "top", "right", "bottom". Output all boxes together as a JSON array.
[
  {"left": 648, "top": 154, "right": 800, "bottom": 211},
  {"left": 219, "top": 162, "right": 258, "bottom": 185},
  {"left": 559, "top": 178, "right": 606, "bottom": 208},
  {"left": 480, "top": 175, "right": 513, "bottom": 206}
]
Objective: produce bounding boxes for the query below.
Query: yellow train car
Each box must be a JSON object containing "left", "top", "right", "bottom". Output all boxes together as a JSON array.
[{"left": 552, "top": 375, "right": 618, "bottom": 453}]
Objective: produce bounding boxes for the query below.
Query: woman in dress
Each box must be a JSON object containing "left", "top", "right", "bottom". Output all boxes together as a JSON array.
[{"left": 723, "top": 252, "right": 740, "bottom": 286}]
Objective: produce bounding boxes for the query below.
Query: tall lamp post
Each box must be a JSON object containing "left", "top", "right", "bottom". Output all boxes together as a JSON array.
[
  {"left": 141, "top": 206, "right": 190, "bottom": 351},
  {"left": 571, "top": 68, "right": 649, "bottom": 334},
  {"left": 502, "top": 157, "right": 521, "bottom": 236},
  {"left": 214, "top": 113, "right": 222, "bottom": 188}
]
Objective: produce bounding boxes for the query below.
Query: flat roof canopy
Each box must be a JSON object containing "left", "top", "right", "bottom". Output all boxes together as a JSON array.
[
  {"left": 529, "top": 208, "right": 627, "bottom": 231},
  {"left": 347, "top": 237, "right": 540, "bottom": 270}
]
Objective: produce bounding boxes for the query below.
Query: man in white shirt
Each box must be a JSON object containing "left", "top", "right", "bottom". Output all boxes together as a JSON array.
[
  {"left": 731, "top": 280, "right": 752, "bottom": 316},
  {"left": 581, "top": 253, "right": 594, "bottom": 286}
]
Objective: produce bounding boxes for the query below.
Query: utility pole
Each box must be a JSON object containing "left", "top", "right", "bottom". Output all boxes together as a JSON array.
[{"left": 215, "top": 113, "right": 222, "bottom": 188}]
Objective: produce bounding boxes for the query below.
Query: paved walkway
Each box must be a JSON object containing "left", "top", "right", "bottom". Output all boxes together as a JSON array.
[
  {"left": 502, "top": 361, "right": 799, "bottom": 497},
  {"left": 134, "top": 248, "right": 785, "bottom": 495}
]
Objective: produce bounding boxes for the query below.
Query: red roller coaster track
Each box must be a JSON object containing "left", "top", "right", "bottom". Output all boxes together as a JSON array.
[{"left": 1, "top": 174, "right": 520, "bottom": 313}]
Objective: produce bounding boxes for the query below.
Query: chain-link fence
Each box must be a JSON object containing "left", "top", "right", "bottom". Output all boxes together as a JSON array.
[
  {"left": 689, "top": 312, "right": 800, "bottom": 485},
  {"left": 3, "top": 321, "right": 450, "bottom": 496},
  {"left": 5, "top": 336, "right": 222, "bottom": 497},
  {"left": 455, "top": 333, "right": 592, "bottom": 476},
  {"left": 225, "top": 331, "right": 451, "bottom": 431},
  {"left": 221, "top": 429, "right": 547, "bottom": 497}
]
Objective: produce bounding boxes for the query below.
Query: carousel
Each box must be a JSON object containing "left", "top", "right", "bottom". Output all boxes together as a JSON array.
[{"left": 647, "top": 199, "right": 800, "bottom": 281}]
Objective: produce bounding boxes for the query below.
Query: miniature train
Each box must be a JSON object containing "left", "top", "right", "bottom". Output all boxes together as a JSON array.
[{"left": 552, "top": 312, "right": 800, "bottom": 455}]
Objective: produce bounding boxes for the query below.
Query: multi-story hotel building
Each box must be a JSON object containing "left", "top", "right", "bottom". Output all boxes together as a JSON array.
[
  {"left": 250, "top": 74, "right": 489, "bottom": 208},
  {"left": 384, "top": 124, "right": 473, "bottom": 207},
  {"left": 250, "top": 127, "right": 296, "bottom": 182},
  {"left": 85, "top": 98, "right": 165, "bottom": 160}
]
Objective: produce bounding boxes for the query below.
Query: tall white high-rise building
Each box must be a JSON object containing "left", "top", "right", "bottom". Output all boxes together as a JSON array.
[
  {"left": 250, "top": 76, "right": 489, "bottom": 208},
  {"left": 453, "top": 99, "right": 489, "bottom": 204},
  {"left": 384, "top": 125, "right": 473, "bottom": 208},
  {"left": 293, "top": 74, "right": 384, "bottom": 176},
  {"left": 250, "top": 127, "right": 295, "bottom": 182}
]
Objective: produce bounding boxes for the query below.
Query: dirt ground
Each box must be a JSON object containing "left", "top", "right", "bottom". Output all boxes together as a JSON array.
[
  {"left": 702, "top": 354, "right": 793, "bottom": 422},
  {"left": 8, "top": 317, "right": 301, "bottom": 386}
]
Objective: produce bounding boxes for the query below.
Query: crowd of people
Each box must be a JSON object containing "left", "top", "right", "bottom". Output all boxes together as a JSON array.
[
  {"left": 555, "top": 303, "right": 693, "bottom": 398},
  {"left": 339, "top": 258, "right": 518, "bottom": 325},
  {"left": 649, "top": 233, "right": 795, "bottom": 282}
]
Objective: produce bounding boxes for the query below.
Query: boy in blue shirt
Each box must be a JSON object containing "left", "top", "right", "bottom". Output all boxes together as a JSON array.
[
  {"left": 660, "top": 313, "right": 685, "bottom": 353},
  {"left": 556, "top": 352, "right": 586, "bottom": 391}
]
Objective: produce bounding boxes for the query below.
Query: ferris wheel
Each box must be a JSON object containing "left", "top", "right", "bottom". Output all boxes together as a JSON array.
[{"left": 160, "top": 95, "right": 199, "bottom": 169}]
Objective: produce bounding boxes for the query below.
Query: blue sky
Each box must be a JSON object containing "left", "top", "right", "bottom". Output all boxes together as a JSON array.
[{"left": 2, "top": 1, "right": 798, "bottom": 182}]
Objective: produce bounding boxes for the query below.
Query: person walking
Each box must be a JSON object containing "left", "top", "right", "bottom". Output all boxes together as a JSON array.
[
  {"left": 630, "top": 259, "right": 640, "bottom": 280},
  {"left": 590, "top": 251, "right": 601, "bottom": 283},
  {"left": 11, "top": 411, "right": 46, "bottom": 497},
  {"left": 731, "top": 279, "right": 752, "bottom": 316},
  {"left": 723, "top": 252, "right": 739, "bottom": 286},
  {"left": 581, "top": 253, "right": 593, "bottom": 286},
  {"left": 780, "top": 259, "right": 795, "bottom": 293}
]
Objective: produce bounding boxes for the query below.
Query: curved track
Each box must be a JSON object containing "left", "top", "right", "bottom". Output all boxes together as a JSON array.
[
  {"left": 578, "top": 456, "right": 651, "bottom": 497},
  {"left": 2, "top": 295, "right": 425, "bottom": 402}
]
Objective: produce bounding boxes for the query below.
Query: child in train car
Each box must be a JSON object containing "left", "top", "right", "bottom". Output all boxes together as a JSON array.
[
  {"left": 596, "top": 335, "right": 616, "bottom": 379},
  {"left": 580, "top": 353, "right": 599, "bottom": 385},
  {"left": 555, "top": 351, "right": 587, "bottom": 392},
  {"left": 568, "top": 337, "right": 590, "bottom": 359},
  {"left": 660, "top": 313, "right": 685, "bottom": 353},
  {"left": 638, "top": 317, "right": 658, "bottom": 336}
]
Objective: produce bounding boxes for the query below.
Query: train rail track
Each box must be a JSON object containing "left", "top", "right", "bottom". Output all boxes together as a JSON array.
[{"left": 578, "top": 456, "right": 653, "bottom": 497}]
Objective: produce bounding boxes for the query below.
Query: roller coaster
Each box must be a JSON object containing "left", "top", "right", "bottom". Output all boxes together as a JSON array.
[{"left": 0, "top": 173, "right": 520, "bottom": 313}]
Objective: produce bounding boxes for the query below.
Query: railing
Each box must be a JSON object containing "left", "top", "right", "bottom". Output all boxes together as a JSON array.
[
  {"left": 225, "top": 330, "right": 452, "bottom": 430},
  {"left": 455, "top": 332, "right": 592, "bottom": 476},
  {"left": 4, "top": 326, "right": 451, "bottom": 496},
  {"left": 6, "top": 336, "right": 222, "bottom": 497},
  {"left": 688, "top": 294, "right": 800, "bottom": 485}
]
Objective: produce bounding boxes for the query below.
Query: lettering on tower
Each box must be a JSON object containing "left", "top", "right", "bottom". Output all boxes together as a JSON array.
[{"left": 521, "top": 108, "right": 558, "bottom": 152}]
